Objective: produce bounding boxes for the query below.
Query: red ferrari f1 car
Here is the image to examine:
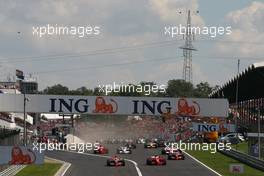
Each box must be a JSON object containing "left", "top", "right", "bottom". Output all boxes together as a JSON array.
[
  {"left": 106, "top": 156, "right": 125, "bottom": 166},
  {"left": 94, "top": 145, "right": 109, "bottom": 154},
  {"left": 146, "top": 155, "right": 166, "bottom": 165}
]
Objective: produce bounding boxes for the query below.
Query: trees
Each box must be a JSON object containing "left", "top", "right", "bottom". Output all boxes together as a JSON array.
[
  {"left": 42, "top": 84, "right": 93, "bottom": 95},
  {"left": 42, "top": 84, "right": 69, "bottom": 95},
  {"left": 166, "top": 79, "right": 194, "bottom": 97},
  {"left": 166, "top": 80, "right": 214, "bottom": 98},
  {"left": 194, "top": 82, "right": 213, "bottom": 98},
  {"left": 73, "top": 86, "right": 93, "bottom": 95}
]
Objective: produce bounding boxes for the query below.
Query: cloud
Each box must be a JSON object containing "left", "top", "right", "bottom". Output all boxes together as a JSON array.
[
  {"left": 147, "top": 61, "right": 183, "bottom": 82},
  {"left": 149, "top": 0, "right": 204, "bottom": 26},
  {"left": 214, "top": 1, "right": 264, "bottom": 57},
  {"left": 0, "top": 60, "right": 16, "bottom": 80},
  {"left": 144, "top": 60, "right": 208, "bottom": 86},
  {"left": 0, "top": 0, "right": 209, "bottom": 89}
]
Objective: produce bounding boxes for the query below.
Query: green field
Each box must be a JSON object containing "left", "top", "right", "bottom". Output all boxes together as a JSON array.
[
  {"left": 231, "top": 142, "right": 248, "bottom": 154},
  {"left": 15, "top": 162, "right": 62, "bottom": 176},
  {"left": 187, "top": 150, "right": 264, "bottom": 176}
]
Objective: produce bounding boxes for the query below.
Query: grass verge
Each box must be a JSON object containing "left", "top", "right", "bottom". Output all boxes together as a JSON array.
[
  {"left": 186, "top": 149, "right": 264, "bottom": 176},
  {"left": 15, "top": 161, "right": 62, "bottom": 176},
  {"left": 231, "top": 142, "right": 248, "bottom": 154}
]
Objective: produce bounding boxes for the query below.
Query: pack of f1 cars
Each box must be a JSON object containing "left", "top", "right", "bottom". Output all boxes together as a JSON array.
[
  {"left": 167, "top": 149, "right": 185, "bottom": 160},
  {"left": 94, "top": 145, "right": 109, "bottom": 154},
  {"left": 146, "top": 155, "right": 166, "bottom": 165},
  {"left": 106, "top": 156, "right": 125, "bottom": 166},
  {"left": 117, "top": 146, "right": 132, "bottom": 154}
]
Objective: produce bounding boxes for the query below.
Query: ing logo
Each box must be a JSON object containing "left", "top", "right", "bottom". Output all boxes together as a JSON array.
[
  {"left": 93, "top": 96, "right": 118, "bottom": 113},
  {"left": 176, "top": 98, "right": 200, "bottom": 116}
]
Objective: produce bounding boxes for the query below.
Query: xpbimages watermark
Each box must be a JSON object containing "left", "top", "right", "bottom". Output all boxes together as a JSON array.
[
  {"left": 98, "top": 82, "right": 166, "bottom": 95},
  {"left": 32, "top": 24, "right": 100, "bottom": 37},
  {"left": 165, "top": 141, "right": 232, "bottom": 154},
  {"left": 32, "top": 141, "right": 231, "bottom": 154},
  {"left": 32, "top": 141, "right": 100, "bottom": 153},
  {"left": 164, "top": 24, "right": 232, "bottom": 38}
]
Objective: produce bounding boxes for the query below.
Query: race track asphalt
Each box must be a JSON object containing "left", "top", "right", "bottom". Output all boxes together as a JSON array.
[{"left": 46, "top": 144, "right": 218, "bottom": 176}]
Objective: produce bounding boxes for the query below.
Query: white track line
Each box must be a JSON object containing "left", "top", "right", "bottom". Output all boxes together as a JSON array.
[
  {"left": 124, "top": 159, "right": 143, "bottom": 176},
  {"left": 183, "top": 151, "right": 222, "bottom": 176},
  {"left": 46, "top": 156, "right": 72, "bottom": 176},
  {"left": 64, "top": 150, "right": 143, "bottom": 176},
  {"left": 61, "top": 162, "right": 72, "bottom": 176}
]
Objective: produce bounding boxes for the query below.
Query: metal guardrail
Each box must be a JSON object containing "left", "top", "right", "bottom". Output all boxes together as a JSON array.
[
  {"left": 0, "top": 165, "right": 26, "bottom": 176},
  {"left": 219, "top": 149, "right": 264, "bottom": 171}
]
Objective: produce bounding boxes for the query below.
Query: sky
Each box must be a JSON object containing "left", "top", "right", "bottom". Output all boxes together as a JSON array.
[{"left": 0, "top": 0, "right": 263, "bottom": 90}]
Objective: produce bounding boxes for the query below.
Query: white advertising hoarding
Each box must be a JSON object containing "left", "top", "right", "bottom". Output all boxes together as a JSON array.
[
  {"left": 192, "top": 122, "right": 236, "bottom": 132},
  {"left": 0, "top": 94, "right": 229, "bottom": 117}
]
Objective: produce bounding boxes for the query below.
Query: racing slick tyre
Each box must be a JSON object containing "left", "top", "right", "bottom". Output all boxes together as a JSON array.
[
  {"left": 146, "top": 159, "right": 152, "bottom": 165},
  {"left": 146, "top": 159, "right": 157, "bottom": 165}
]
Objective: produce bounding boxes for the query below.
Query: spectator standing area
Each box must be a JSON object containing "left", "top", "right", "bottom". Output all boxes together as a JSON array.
[{"left": 210, "top": 62, "right": 264, "bottom": 158}]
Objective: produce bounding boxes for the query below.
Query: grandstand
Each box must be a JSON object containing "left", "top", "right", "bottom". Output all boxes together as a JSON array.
[
  {"left": 209, "top": 62, "right": 264, "bottom": 157},
  {"left": 0, "top": 82, "right": 34, "bottom": 145}
]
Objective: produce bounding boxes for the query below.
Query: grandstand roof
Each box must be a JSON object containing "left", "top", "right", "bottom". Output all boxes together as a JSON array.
[
  {"left": 41, "top": 113, "right": 77, "bottom": 119},
  {"left": 209, "top": 62, "right": 264, "bottom": 103},
  {"left": 12, "top": 113, "right": 33, "bottom": 124},
  {"left": 0, "top": 89, "right": 21, "bottom": 94},
  {"left": 0, "top": 119, "right": 16, "bottom": 129}
]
